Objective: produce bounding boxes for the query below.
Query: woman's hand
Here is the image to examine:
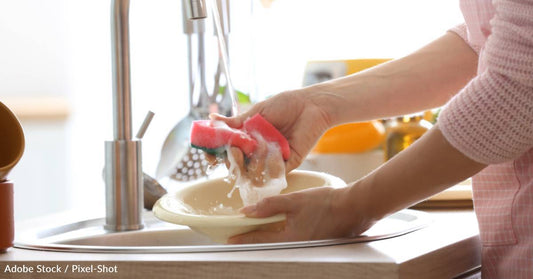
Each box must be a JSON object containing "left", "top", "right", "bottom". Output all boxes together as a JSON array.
[
  {"left": 227, "top": 126, "right": 488, "bottom": 244},
  {"left": 227, "top": 185, "right": 373, "bottom": 244},
  {"left": 210, "top": 90, "right": 333, "bottom": 173}
]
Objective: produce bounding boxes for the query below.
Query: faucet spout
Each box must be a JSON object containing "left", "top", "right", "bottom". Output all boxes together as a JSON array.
[
  {"left": 111, "top": 0, "right": 133, "bottom": 141},
  {"left": 106, "top": 0, "right": 142, "bottom": 232},
  {"left": 105, "top": 0, "right": 208, "bottom": 232}
]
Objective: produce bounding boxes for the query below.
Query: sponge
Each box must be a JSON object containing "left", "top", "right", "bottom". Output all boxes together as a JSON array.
[
  {"left": 190, "top": 113, "right": 290, "bottom": 160},
  {"left": 190, "top": 120, "right": 257, "bottom": 157}
]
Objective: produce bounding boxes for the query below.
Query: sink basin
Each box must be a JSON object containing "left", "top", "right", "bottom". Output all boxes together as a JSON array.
[{"left": 14, "top": 209, "right": 431, "bottom": 253}]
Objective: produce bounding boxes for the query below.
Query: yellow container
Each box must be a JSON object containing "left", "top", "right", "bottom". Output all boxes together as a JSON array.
[
  {"left": 313, "top": 121, "right": 385, "bottom": 154},
  {"left": 345, "top": 59, "right": 392, "bottom": 76}
]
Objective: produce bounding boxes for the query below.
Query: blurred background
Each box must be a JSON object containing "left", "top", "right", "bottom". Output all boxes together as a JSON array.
[{"left": 0, "top": 0, "right": 463, "bottom": 220}]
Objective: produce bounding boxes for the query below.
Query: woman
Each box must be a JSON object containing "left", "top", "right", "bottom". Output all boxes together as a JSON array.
[{"left": 213, "top": 0, "right": 533, "bottom": 277}]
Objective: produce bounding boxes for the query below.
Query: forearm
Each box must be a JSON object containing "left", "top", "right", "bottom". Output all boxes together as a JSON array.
[
  {"left": 342, "top": 125, "right": 486, "bottom": 223},
  {"left": 307, "top": 32, "right": 478, "bottom": 126}
]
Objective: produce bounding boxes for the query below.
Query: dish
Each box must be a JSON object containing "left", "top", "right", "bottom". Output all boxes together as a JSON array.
[{"left": 153, "top": 170, "right": 346, "bottom": 243}]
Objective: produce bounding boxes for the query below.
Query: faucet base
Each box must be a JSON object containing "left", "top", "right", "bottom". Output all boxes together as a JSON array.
[{"left": 104, "top": 140, "right": 144, "bottom": 231}]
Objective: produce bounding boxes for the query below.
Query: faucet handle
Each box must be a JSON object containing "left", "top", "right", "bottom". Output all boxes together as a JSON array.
[{"left": 135, "top": 111, "right": 155, "bottom": 139}]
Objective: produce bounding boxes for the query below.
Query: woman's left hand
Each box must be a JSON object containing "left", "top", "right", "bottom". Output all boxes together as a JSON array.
[{"left": 227, "top": 185, "right": 372, "bottom": 244}]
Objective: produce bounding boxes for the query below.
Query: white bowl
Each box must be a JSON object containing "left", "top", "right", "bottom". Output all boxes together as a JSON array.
[{"left": 153, "top": 170, "right": 346, "bottom": 243}]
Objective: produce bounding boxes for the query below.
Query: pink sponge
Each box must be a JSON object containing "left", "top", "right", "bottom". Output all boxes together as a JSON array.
[
  {"left": 242, "top": 114, "right": 291, "bottom": 160},
  {"left": 190, "top": 113, "right": 290, "bottom": 160}
]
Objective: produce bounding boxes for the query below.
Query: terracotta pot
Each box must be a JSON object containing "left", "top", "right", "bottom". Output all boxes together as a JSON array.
[{"left": 0, "top": 181, "right": 14, "bottom": 252}]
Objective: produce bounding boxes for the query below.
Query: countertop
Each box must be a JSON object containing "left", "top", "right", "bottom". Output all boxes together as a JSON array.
[
  {"left": 1, "top": 96, "right": 70, "bottom": 121},
  {"left": 0, "top": 210, "right": 480, "bottom": 279}
]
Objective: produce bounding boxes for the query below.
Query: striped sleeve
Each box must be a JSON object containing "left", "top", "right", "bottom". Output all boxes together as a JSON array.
[{"left": 439, "top": 0, "right": 533, "bottom": 164}]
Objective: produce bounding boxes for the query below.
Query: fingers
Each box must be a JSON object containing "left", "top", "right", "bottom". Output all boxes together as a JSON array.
[
  {"left": 209, "top": 112, "right": 249, "bottom": 129},
  {"left": 240, "top": 195, "right": 293, "bottom": 218},
  {"left": 247, "top": 158, "right": 266, "bottom": 187},
  {"left": 230, "top": 195, "right": 294, "bottom": 244},
  {"left": 265, "top": 147, "right": 285, "bottom": 178},
  {"left": 204, "top": 153, "right": 218, "bottom": 165},
  {"left": 226, "top": 147, "right": 246, "bottom": 175},
  {"left": 285, "top": 154, "right": 303, "bottom": 174}
]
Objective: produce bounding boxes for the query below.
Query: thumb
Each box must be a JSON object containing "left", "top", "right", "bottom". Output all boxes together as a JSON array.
[
  {"left": 285, "top": 152, "right": 304, "bottom": 174},
  {"left": 240, "top": 195, "right": 292, "bottom": 218},
  {"left": 209, "top": 112, "right": 250, "bottom": 129}
]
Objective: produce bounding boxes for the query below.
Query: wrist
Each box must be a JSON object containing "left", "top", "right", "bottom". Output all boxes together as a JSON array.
[
  {"left": 302, "top": 83, "right": 343, "bottom": 127},
  {"left": 304, "top": 75, "right": 370, "bottom": 126},
  {"left": 331, "top": 182, "right": 378, "bottom": 237}
]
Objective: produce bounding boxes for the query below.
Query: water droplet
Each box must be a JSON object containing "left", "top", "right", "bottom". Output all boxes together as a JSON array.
[{"left": 227, "top": 185, "right": 237, "bottom": 198}]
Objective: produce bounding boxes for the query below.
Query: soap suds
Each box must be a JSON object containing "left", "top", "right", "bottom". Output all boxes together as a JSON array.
[{"left": 226, "top": 132, "right": 287, "bottom": 206}]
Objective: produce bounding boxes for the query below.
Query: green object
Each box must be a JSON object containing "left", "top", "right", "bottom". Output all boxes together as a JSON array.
[
  {"left": 219, "top": 86, "right": 251, "bottom": 104},
  {"left": 190, "top": 144, "right": 226, "bottom": 157}
]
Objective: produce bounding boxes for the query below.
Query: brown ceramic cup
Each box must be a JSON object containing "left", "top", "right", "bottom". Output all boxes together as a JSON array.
[
  {"left": 0, "top": 101, "right": 25, "bottom": 182},
  {"left": 0, "top": 101, "right": 24, "bottom": 252},
  {"left": 0, "top": 181, "right": 14, "bottom": 252}
]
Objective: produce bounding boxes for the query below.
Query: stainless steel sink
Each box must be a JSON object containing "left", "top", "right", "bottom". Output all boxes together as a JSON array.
[{"left": 14, "top": 209, "right": 431, "bottom": 253}]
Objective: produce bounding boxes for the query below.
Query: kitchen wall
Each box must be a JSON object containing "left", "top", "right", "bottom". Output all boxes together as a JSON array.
[
  {"left": 0, "top": 0, "right": 463, "bottom": 221},
  {"left": 0, "top": 0, "right": 73, "bottom": 219}
]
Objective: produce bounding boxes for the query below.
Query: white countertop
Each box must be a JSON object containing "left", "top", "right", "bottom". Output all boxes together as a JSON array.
[{"left": 0, "top": 210, "right": 480, "bottom": 279}]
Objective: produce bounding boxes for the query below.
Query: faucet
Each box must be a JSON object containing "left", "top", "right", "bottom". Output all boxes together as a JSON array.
[{"left": 105, "top": 0, "right": 207, "bottom": 232}]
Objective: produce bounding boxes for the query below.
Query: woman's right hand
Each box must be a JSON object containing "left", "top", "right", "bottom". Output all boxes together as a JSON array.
[{"left": 210, "top": 89, "right": 333, "bottom": 173}]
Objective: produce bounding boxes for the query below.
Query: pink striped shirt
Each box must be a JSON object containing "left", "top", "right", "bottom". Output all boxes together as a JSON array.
[{"left": 439, "top": 0, "right": 533, "bottom": 277}]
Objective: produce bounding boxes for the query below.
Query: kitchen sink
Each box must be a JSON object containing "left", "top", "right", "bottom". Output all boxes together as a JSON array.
[{"left": 14, "top": 209, "right": 431, "bottom": 253}]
